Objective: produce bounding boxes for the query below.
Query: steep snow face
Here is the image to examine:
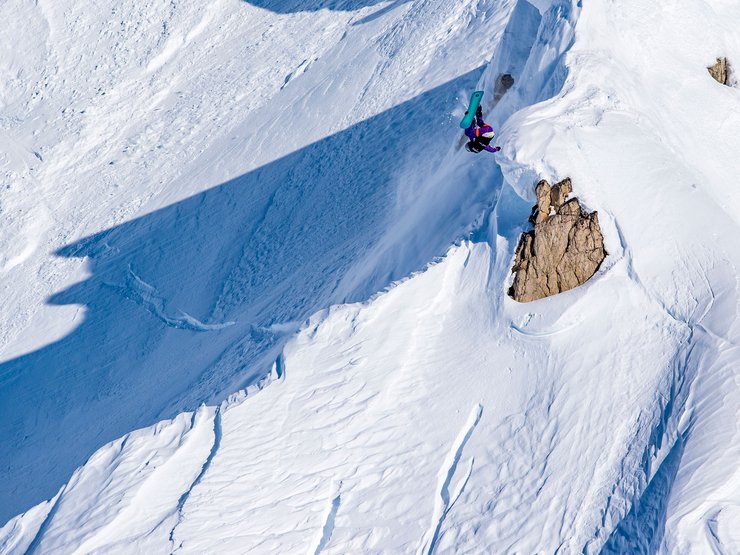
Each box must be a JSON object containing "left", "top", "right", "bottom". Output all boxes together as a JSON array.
[
  {"left": 497, "top": 0, "right": 740, "bottom": 551},
  {"left": 3, "top": 0, "right": 740, "bottom": 554},
  {"left": 0, "top": 0, "right": 516, "bottom": 527}
]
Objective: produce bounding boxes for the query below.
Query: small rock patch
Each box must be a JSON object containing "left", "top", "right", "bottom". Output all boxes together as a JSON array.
[{"left": 708, "top": 57, "right": 732, "bottom": 86}]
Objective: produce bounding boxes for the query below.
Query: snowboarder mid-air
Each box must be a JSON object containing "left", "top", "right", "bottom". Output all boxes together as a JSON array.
[{"left": 464, "top": 105, "right": 501, "bottom": 154}]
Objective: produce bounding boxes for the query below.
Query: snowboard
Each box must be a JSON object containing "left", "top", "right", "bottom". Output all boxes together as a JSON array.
[{"left": 459, "top": 90, "right": 484, "bottom": 129}]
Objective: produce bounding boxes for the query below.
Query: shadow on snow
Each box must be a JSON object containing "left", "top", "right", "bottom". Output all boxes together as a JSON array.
[
  {"left": 241, "top": 0, "right": 406, "bottom": 15},
  {"left": 0, "top": 69, "right": 487, "bottom": 524}
]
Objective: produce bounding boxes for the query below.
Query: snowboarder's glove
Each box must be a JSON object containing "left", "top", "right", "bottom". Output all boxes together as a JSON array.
[
  {"left": 492, "top": 146, "right": 501, "bottom": 152},
  {"left": 476, "top": 105, "right": 483, "bottom": 117}
]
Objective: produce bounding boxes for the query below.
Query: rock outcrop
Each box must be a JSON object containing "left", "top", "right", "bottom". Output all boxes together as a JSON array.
[
  {"left": 708, "top": 57, "right": 731, "bottom": 85},
  {"left": 509, "top": 178, "right": 606, "bottom": 302},
  {"left": 493, "top": 73, "right": 515, "bottom": 103}
]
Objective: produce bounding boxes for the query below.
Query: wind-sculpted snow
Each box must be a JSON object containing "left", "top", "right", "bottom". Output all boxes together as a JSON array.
[
  {"left": 242, "top": 0, "right": 405, "bottom": 14},
  {"left": 3, "top": 0, "right": 740, "bottom": 552},
  {"left": 0, "top": 70, "right": 496, "bottom": 526},
  {"left": 419, "top": 404, "right": 482, "bottom": 554},
  {"left": 311, "top": 480, "right": 342, "bottom": 555},
  {"left": 0, "top": 0, "right": 515, "bottom": 527}
]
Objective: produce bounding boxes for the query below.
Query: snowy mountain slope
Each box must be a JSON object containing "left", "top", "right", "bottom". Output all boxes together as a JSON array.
[
  {"left": 0, "top": 0, "right": 517, "bottom": 527},
  {"left": 494, "top": 0, "right": 740, "bottom": 551},
  {"left": 3, "top": 0, "right": 740, "bottom": 553}
]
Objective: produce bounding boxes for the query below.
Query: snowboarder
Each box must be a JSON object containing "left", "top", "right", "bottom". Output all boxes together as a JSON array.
[{"left": 464, "top": 105, "right": 501, "bottom": 154}]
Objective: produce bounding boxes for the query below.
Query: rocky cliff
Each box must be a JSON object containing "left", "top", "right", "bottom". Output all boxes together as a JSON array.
[{"left": 509, "top": 179, "right": 606, "bottom": 302}]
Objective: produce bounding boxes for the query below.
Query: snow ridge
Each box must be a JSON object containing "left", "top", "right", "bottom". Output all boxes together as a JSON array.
[
  {"left": 419, "top": 404, "right": 482, "bottom": 555},
  {"left": 111, "top": 267, "right": 236, "bottom": 332},
  {"left": 311, "top": 480, "right": 342, "bottom": 555},
  {"left": 169, "top": 406, "right": 222, "bottom": 551},
  {"left": 23, "top": 490, "right": 65, "bottom": 555}
]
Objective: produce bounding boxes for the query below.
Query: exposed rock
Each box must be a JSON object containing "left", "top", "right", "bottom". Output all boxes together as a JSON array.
[
  {"left": 509, "top": 178, "right": 606, "bottom": 302},
  {"left": 528, "top": 179, "right": 551, "bottom": 225},
  {"left": 493, "top": 73, "right": 515, "bottom": 103},
  {"left": 550, "top": 177, "right": 572, "bottom": 210},
  {"left": 708, "top": 57, "right": 731, "bottom": 85}
]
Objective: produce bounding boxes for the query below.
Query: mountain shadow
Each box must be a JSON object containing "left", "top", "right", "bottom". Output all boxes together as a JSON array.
[
  {"left": 0, "top": 68, "right": 485, "bottom": 524},
  {"left": 241, "top": 0, "right": 405, "bottom": 15}
]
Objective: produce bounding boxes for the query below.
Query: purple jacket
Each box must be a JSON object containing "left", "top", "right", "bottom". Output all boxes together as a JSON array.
[{"left": 465, "top": 115, "right": 498, "bottom": 152}]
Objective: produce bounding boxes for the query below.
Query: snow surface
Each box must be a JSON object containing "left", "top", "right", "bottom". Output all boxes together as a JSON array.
[{"left": 2, "top": 0, "right": 740, "bottom": 553}]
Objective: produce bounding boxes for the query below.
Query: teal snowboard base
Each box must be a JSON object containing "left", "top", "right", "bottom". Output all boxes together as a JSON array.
[{"left": 460, "top": 90, "right": 484, "bottom": 129}]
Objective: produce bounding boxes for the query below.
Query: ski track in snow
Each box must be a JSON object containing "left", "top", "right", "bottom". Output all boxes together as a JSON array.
[
  {"left": 311, "top": 480, "right": 342, "bottom": 555},
  {"left": 419, "top": 404, "right": 482, "bottom": 555}
]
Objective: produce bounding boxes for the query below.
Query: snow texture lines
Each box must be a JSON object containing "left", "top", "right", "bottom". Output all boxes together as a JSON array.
[
  {"left": 419, "top": 403, "right": 483, "bottom": 555},
  {"left": 109, "top": 267, "right": 236, "bottom": 332},
  {"left": 170, "top": 406, "right": 223, "bottom": 551},
  {"left": 311, "top": 480, "right": 342, "bottom": 555}
]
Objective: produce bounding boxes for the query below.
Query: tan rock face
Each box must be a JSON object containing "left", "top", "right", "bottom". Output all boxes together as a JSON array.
[
  {"left": 708, "top": 57, "right": 731, "bottom": 85},
  {"left": 509, "top": 178, "right": 606, "bottom": 302}
]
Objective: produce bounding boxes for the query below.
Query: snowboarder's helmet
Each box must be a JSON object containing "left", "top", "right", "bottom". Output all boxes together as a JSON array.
[{"left": 465, "top": 142, "right": 476, "bottom": 153}]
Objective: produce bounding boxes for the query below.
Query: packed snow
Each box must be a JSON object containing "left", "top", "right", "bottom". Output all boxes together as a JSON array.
[{"left": 1, "top": 0, "right": 740, "bottom": 553}]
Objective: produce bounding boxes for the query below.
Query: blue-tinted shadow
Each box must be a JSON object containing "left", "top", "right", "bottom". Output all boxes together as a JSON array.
[
  {"left": 0, "top": 69, "right": 483, "bottom": 524},
  {"left": 601, "top": 435, "right": 686, "bottom": 554},
  {"left": 242, "top": 0, "right": 405, "bottom": 15}
]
